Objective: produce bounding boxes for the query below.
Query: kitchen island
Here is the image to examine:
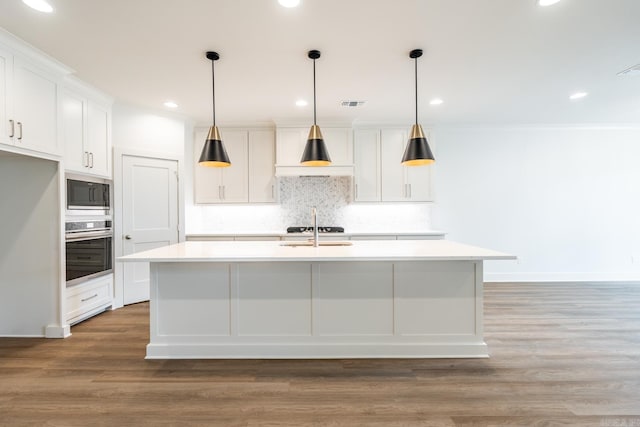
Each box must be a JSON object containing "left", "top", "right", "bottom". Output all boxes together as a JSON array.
[{"left": 119, "top": 240, "right": 515, "bottom": 359}]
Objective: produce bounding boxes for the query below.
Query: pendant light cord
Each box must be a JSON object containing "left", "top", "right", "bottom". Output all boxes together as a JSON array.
[
  {"left": 313, "top": 58, "right": 317, "bottom": 126},
  {"left": 414, "top": 56, "right": 418, "bottom": 126},
  {"left": 211, "top": 59, "right": 216, "bottom": 126}
]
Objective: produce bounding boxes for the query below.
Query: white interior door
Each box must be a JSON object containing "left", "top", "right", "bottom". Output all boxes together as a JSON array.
[{"left": 122, "top": 155, "right": 179, "bottom": 305}]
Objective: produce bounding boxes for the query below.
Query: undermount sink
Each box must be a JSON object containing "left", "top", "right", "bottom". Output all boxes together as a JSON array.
[{"left": 280, "top": 241, "right": 353, "bottom": 247}]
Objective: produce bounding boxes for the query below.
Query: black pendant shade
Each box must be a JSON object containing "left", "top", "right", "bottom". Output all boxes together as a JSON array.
[
  {"left": 199, "top": 125, "right": 230, "bottom": 167},
  {"left": 301, "top": 124, "right": 331, "bottom": 166},
  {"left": 199, "top": 51, "right": 231, "bottom": 168},
  {"left": 402, "top": 124, "right": 434, "bottom": 166},
  {"left": 301, "top": 50, "right": 331, "bottom": 166},
  {"left": 401, "top": 49, "right": 435, "bottom": 166}
]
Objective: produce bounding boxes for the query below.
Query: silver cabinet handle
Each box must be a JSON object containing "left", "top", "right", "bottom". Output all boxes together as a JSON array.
[
  {"left": 84, "top": 151, "right": 89, "bottom": 167},
  {"left": 355, "top": 183, "right": 358, "bottom": 199},
  {"left": 8, "top": 120, "right": 14, "bottom": 138},
  {"left": 124, "top": 235, "right": 132, "bottom": 240},
  {"left": 218, "top": 185, "right": 222, "bottom": 200},
  {"left": 271, "top": 184, "right": 275, "bottom": 199},
  {"left": 222, "top": 186, "right": 226, "bottom": 200},
  {"left": 408, "top": 183, "right": 412, "bottom": 198},
  {"left": 17, "top": 122, "right": 23, "bottom": 140},
  {"left": 89, "top": 152, "right": 94, "bottom": 168},
  {"left": 81, "top": 294, "right": 99, "bottom": 303}
]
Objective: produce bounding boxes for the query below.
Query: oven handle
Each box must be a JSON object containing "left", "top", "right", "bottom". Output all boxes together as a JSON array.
[{"left": 65, "top": 230, "right": 113, "bottom": 242}]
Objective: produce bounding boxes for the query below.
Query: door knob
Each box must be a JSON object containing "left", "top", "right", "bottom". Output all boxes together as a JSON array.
[{"left": 124, "top": 235, "right": 132, "bottom": 240}]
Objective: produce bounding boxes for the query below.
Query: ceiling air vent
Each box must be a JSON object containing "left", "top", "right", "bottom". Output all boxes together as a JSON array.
[
  {"left": 341, "top": 100, "right": 366, "bottom": 107},
  {"left": 617, "top": 64, "right": 640, "bottom": 77}
]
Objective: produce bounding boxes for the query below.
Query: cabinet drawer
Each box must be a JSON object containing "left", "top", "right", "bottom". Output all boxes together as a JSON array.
[{"left": 66, "top": 275, "right": 112, "bottom": 323}]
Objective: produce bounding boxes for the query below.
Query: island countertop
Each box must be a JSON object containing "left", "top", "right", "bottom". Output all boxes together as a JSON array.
[{"left": 119, "top": 240, "right": 515, "bottom": 263}]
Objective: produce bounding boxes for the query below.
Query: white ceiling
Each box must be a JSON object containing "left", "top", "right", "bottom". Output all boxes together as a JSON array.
[{"left": 0, "top": 0, "right": 639, "bottom": 126}]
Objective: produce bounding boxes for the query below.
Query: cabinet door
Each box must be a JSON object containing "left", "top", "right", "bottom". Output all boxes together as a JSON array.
[
  {"left": 194, "top": 128, "right": 224, "bottom": 203},
  {"left": 380, "top": 128, "right": 408, "bottom": 201},
  {"left": 248, "top": 130, "right": 276, "bottom": 203},
  {"left": 353, "top": 129, "right": 381, "bottom": 202},
  {"left": 220, "top": 130, "right": 249, "bottom": 203},
  {"left": 12, "top": 57, "right": 58, "bottom": 155},
  {"left": 275, "top": 128, "right": 306, "bottom": 165},
  {"left": 61, "top": 89, "right": 87, "bottom": 172},
  {"left": 406, "top": 158, "right": 433, "bottom": 201},
  {"left": 321, "top": 128, "right": 353, "bottom": 165},
  {"left": 0, "top": 48, "right": 10, "bottom": 146},
  {"left": 87, "top": 101, "right": 111, "bottom": 177}
]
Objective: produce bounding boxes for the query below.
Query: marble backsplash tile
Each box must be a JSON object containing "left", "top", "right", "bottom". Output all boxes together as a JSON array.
[{"left": 187, "top": 176, "right": 433, "bottom": 233}]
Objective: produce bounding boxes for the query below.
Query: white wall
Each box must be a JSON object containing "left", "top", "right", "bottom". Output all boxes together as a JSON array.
[
  {"left": 432, "top": 126, "right": 640, "bottom": 282},
  {"left": 112, "top": 104, "right": 186, "bottom": 155}
]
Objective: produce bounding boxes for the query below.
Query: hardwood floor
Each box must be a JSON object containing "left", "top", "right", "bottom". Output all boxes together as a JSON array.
[{"left": 1, "top": 283, "right": 639, "bottom": 426}]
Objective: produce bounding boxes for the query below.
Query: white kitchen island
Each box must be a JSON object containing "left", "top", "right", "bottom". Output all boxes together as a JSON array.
[{"left": 119, "top": 240, "right": 515, "bottom": 359}]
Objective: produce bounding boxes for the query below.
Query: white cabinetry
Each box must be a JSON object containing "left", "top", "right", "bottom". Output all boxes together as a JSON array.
[
  {"left": 353, "top": 129, "right": 381, "bottom": 202},
  {"left": 354, "top": 128, "right": 433, "bottom": 202},
  {"left": 194, "top": 128, "right": 275, "bottom": 204},
  {"left": 60, "top": 81, "right": 112, "bottom": 178},
  {"left": 275, "top": 127, "right": 354, "bottom": 176},
  {"left": 66, "top": 275, "right": 113, "bottom": 325},
  {"left": 0, "top": 47, "right": 59, "bottom": 156},
  {"left": 248, "top": 130, "right": 276, "bottom": 203}
]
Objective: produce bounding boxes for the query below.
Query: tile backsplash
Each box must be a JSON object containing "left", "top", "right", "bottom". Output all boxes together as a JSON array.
[{"left": 187, "top": 177, "right": 433, "bottom": 234}]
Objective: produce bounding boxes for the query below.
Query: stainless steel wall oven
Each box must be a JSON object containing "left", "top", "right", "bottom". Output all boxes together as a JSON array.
[{"left": 65, "top": 219, "right": 113, "bottom": 287}]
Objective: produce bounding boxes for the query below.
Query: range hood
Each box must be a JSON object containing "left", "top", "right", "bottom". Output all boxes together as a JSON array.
[
  {"left": 275, "top": 126, "right": 354, "bottom": 177},
  {"left": 275, "top": 164, "right": 354, "bottom": 177}
]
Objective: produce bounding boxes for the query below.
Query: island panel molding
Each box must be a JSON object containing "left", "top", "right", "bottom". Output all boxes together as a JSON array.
[{"left": 121, "top": 240, "right": 515, "bottom": 359}]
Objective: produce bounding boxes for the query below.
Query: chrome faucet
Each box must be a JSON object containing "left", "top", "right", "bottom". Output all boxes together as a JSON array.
[{"left": 312, "top": 207, "right": 319, "bottom": 247}]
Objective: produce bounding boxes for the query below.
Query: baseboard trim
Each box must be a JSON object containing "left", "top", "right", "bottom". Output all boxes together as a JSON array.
[{"left": 484, "top": 272, "right": 640, "bottom": 283}]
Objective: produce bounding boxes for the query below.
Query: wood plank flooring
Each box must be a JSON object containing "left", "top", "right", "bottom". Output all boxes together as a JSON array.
[{"left": 1, "top": 282, "right": 639, "bottom": 426}]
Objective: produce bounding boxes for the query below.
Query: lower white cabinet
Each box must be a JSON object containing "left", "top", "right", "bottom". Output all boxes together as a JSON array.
[{"left": 66, "top": 274, "right": 112, "bottom": 325}]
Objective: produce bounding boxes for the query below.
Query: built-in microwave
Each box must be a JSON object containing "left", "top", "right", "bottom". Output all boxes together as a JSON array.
[{"left": 66, "top": 174, "right": 111, "bottom": 215}]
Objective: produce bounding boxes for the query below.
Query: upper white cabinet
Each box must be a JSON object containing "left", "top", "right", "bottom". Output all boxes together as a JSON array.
[
  {"left": 0, "top": 47, "right": 10, "bottom": 147},
  {"left": 0, "top": 48, "right": 59, "bottom": 156},
  {"left": 248, "top": 130, "right": 276, "bottom": 203},
  {"left": 194, "top": 128, "right": 275, "bottom": 204},
  {"left": 60, "top": 80, "right": 112, "bottom": 178},
  {"left": 353, "top": 129, "right": 381, "bottom": 202},
  {"left": 354, "top": 128, "right": 433, "bottom": 202},
  {"left": 275, "top": 126, "right": 354, "bottom": 176}
]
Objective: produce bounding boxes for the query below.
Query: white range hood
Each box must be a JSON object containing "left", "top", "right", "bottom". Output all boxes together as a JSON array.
[{"left": 275, "top": 126, "right": 354, "bottom": 177}]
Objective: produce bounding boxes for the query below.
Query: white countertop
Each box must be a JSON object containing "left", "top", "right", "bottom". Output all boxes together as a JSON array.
[
  {"left": 186, "top": 230, "right": 446, "bottom": 237},
  {"left": 119, "top": 240, "right": 515, "bottom": 263}
]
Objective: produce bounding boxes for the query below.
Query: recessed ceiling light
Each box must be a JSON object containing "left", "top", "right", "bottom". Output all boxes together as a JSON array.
[
  {"left": 537, "top": 0, "right": 561, "bottom": 6},
  {"left": 22, "top": 0, "right": 54, "bottom": 13},
  {"left": 295, "top": 99, "right": 308, "bottom": 107},
  {"left": 569, "top": 92, "right": 588, "bottom": 100},
  {"left": 163, "top": 101, "right": 178, "bottom": 109},
  {"left": 278, "top": 0, "right": 300, "bottom": 7},
  {"left": 429, "top": 98, "right": 444, "bottom": 106}
]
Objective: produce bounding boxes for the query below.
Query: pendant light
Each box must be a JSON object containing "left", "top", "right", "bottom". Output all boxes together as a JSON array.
[
  {"left": 199, "top": 51, "right": 231, "bottom": 167},
  {"left": 401, "top": 49, "right": 435, "bottom": 166},
  {"left": 301, "top": 50, "right": 331, "bottom": 166}
]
